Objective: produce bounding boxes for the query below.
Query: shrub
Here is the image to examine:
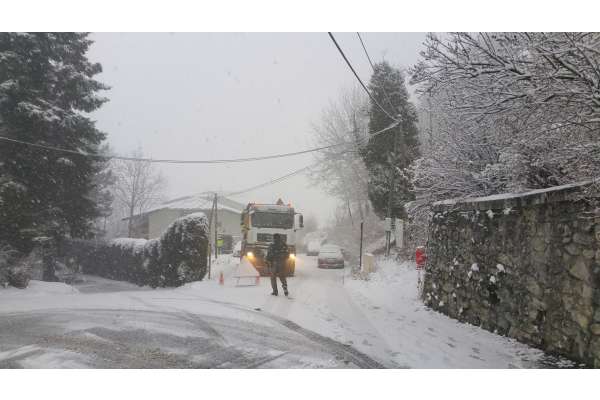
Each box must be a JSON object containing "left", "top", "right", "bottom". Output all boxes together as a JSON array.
[
  {"left": 0, "top": 242, "right": 25, "bottom": 288},
  {"left": 65, "top": 213, "right": 209, "bottom": 288},
  {"left": 6, "top": 265, "right": 31, "bottom": 289}
]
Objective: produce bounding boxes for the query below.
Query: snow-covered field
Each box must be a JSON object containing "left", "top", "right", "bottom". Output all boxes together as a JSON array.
[{"left": 0, "top": 255, "right": 570, "bottom": 368}]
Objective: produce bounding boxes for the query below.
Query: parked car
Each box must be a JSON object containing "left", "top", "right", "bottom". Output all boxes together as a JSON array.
[
  {"left": 233, "top": 241, "right": 242, "bottom": 257},
  {"left": 317, "top": 245, "right": 344, "bottom": 269},
  {"left": 307, "top": 240, "right": 321, "bottom": 256}
]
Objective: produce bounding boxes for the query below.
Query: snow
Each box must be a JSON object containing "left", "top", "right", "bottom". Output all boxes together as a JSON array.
[
  {"left": 365, "top": 235, "right": 388, "bottom": 253},
  {"left": 172, "top": 211, "right": 209, "bottom": 231},
  {"left": 110, "top": 237, "right": 147, "bottom": 253},
  {"left": 143, "top": 194, "right": 245, "bottom": 215},
  {"left": 56, "top": 157, "right": 75, "bottom": 166},
  {"left": 342, "top": 258, "right": 551, "bottom": 368},
  {"left": 0, "top": 280, "right": 79, "bottom": 296},
  {"left": 434, "top": 181, "right": 592, "bottom": 207},
  {"left": 0, "top": 255, "right": 561, "bottom": 368},
  {"left": 497, "top": 264, "right": 506, "bottom": 273},
  {"left": 471, "top": 263, "right": 479, "bottom": 272}
]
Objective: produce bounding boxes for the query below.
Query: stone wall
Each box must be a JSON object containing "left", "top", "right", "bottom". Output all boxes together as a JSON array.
[{"left": 423, "top": 183, "right": 600, "bottom": 367}]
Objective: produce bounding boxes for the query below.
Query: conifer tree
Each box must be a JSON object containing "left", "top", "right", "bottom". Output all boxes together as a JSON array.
[
  {"left": 0, "top": 33, "right": 110, "bottom": 252},
  {"left": 360, "top": 61, "right": 420, "bottom": 219}
]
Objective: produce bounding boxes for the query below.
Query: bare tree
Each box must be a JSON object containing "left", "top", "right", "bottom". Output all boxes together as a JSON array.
[
  {"left": 310, "top": 87, "right": 371, "bottom": 221},
  {"left": 409, "top": 32, "right": 600, "bottom": 208},
  {"left": 112, "top": 148, "right": 167, "bottom": 237},
  {"left": 410, "top": 32, "right": 600, "bottom": 134}
]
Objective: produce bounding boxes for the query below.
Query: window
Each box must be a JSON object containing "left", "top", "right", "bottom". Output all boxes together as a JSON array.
[{"left": 251, "top": 212, "right": 294, "bottom": 229}]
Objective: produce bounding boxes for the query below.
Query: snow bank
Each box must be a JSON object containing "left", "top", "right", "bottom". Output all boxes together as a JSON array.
[
  {"left": 0, "top": 280, "right": 79, "bottom": 296},
  {"left": 344, "top": 257, "right": 552, "bottom": 368}
]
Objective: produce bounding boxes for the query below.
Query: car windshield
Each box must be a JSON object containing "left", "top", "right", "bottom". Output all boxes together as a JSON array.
[
  {"left": 321, "top": 246, "right": 339, "bottom": 252},
  {"left": 251, "top": 211, "right": 294, "bottom": 229},
  {"left": 320, "top": 247, "right": 341, "bottom": 256}
]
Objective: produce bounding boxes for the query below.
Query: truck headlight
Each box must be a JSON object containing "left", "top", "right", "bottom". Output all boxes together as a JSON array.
[{"left": 247, "top": 251, "right": 254, "bottom": 258}]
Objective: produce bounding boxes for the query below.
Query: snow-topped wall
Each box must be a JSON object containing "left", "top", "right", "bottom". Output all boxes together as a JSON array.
[{"left": 424, "top": 182, "right": 600, "bottom": 367}]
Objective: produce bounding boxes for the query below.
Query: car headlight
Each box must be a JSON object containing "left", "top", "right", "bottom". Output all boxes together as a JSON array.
[
  {"left": 289, "top": 253, "right": 295, "bottom": 260},
  {"left": 247, "top": 251, "right": 254, "bottom": 258}
]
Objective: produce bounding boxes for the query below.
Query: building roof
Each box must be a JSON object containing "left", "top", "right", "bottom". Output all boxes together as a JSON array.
[
  {"left": 152, "top": 194, "right": 244, "bottom": 214},
  {"left": 126, "top": 194, "right": 245, "bottom": 220}
]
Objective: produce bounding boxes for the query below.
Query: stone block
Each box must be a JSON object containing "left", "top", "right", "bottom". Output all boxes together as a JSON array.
[
  {"left": 583, "top": 249, "right": 595, "bottom": 259},
  {"left": 590, "top": 323, "right": 600, "bottom": 336},
  {"left": 564, "top": 243, "right": 581, "bottom": 256},
  {"left": 526, "top": 279, "right": 543, "bottom": 298},
  {"left": 573, "top": 232, "right": 593, "bottom": 246},
  {"left": 568, "top": 258, "right": 591, "bottom": 283},
  {"left": 590, "top": 338, "right": 600, "bottom": 361},
  {"left": 532, "top": 237, "right": 546, "bottom": 252},
  {"left": 574, "top": 311, "right": 591, "bottom": 331}
]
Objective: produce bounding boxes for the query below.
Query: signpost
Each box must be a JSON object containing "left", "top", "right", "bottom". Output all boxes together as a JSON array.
[{"left": 394, "top": 218, "right": 404, "bottom": 249}]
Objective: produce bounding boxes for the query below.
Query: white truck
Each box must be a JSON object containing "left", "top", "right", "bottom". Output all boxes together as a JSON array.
[{"left": 240, "top": 201, "right": 303, "bottom": 276}]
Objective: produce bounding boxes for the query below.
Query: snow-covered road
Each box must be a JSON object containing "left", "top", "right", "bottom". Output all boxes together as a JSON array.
[{"left": 0, "top": 255, "right": 572, "bottom": 368}]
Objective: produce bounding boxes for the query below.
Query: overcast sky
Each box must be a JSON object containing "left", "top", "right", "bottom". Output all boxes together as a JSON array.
[{"left": 87, "top": 33, "right": 426, "bottom": 223}]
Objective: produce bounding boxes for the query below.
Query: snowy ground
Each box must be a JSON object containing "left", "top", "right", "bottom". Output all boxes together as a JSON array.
[{"left": 0, "top": 255, "right": 572, "bottom": 368}]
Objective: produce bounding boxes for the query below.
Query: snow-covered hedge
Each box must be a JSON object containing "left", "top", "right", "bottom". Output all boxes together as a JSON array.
[{"left": 65, "top": 213, "right": 209, "bottom": 288}]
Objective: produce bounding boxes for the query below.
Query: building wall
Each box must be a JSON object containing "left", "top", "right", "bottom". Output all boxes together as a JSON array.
[
  {"left": 129, "top": 214, "right": 149, "bottom": 239},
  {"left": 214, "top": 210, "right": 242, "bottom": 241},
  {"left": 148, "top": 209, "right": 185, "bottom": 239},
  {"left": 146, "top": 208, "right": 241, "bottom": 240},
  {"left": 424, "top": 183, "right": 600, "bottom": 367}
]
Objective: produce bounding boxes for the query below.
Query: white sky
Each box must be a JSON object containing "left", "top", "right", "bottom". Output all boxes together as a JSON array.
[{"left": 87, "top": 33, "right": 426, "bottom": 223}]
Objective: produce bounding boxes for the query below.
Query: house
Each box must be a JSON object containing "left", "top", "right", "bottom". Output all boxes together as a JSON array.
[{"left": 127, "top": 194, "right": 245, "bottom": 241}]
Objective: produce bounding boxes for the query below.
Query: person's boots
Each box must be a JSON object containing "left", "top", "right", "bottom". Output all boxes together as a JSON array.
[
  {"left": 284, "top": 289, "right": 289, "bottom": 297},
  {"left": 271, "top": 292, "right": 278, "bottom": 296}
]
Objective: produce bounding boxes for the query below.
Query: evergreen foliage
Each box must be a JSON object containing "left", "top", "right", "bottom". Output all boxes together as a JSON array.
[
  {"left": 361, "top": 61, "right": 420, "bottom": 219},
  {"left": 64, "top": 213, "right": 209, "bottom": 288},
  {"left": 0, "top": 33, "right": 110, "bottom": 252}
]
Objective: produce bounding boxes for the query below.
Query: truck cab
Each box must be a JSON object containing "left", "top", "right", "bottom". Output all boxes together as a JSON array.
[{"left": 241, "top": 202, "right": 303, "bottom": 276}]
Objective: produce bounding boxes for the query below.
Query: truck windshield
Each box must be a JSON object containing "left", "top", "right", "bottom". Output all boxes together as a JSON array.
[{"left": 251, "top": 212, "right": 294, "bottom": 229}]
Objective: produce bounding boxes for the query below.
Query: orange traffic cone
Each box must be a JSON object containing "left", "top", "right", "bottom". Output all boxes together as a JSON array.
[
  {"left": 219, "top": 271, "right": 224, "bottom": 285},
  {"left": 255, "top": 275, "right": 260, "bottom": 285}
]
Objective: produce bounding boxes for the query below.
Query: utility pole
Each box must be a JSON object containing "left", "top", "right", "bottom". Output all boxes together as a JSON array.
[
  {"left": 207, "top": 194, "right": 214, "bottom": 280},
  {"left": 214, "top": 192, "right": 218, "bottom": 260},
  {"left": 359, "top": 221, "right": 364, "bottom": 271},
  {"left": 385, "top": 121, "right": 399, "bottom": 257}
]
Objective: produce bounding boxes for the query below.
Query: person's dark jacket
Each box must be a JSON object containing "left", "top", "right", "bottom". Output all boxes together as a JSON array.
[{"left": 266, "top": 237, "right": 289, "bottom": 273}]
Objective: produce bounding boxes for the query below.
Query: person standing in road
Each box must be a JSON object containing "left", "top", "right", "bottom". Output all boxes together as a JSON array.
[{"left": 266, "top": 233, "right": 289, "bottom": 296}]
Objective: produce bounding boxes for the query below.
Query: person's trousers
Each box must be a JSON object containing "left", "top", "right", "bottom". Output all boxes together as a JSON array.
[{"left": 270, "top": 272, "right": 288, "bottom": 294}]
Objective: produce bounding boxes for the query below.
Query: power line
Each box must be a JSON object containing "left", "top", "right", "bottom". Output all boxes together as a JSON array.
[
  {"left": 356, "top": 32, "right": 396, "bottom": 116},
  {"left": 225, "top": 163, "right": 318, "bottom": 197},
  {"left": 0, "top": 135, "right": 343, "bottom": 164},
  {"left": 125, "top": 122, "right": 399, "bottom": 203},
  {"left": 327, "top": 32, "right": 399, "bottom": 123},
  {"left": 0, "top": 120, "right": 397, "bottom": 165},
  {"left": 356, "top": 32, "right": 376, "bottom": 70},
  {"left": 221, "top": 123, "right": 402, "bottom": 197}
]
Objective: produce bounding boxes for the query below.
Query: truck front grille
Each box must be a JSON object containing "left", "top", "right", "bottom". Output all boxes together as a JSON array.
[{"left": 257, "top": 233, "right": 287, "bottom": 243}]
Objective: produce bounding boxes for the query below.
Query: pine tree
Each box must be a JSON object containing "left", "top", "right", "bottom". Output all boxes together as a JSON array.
[
  {"left": 0, "top": 33, "right": 110, "bottom": 252},
  {"left": 360, "top": 61, "right": 420, "bottom": 219}
]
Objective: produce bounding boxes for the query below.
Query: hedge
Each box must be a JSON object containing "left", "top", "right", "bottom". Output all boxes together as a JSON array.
[{"left": 64, "top": 212, "right": 209, "bottom": 288}]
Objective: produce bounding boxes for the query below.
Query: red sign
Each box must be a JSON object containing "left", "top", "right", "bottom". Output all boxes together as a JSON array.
[{"left": 416, "top": 247, "right": 427, "bottom": 270}]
